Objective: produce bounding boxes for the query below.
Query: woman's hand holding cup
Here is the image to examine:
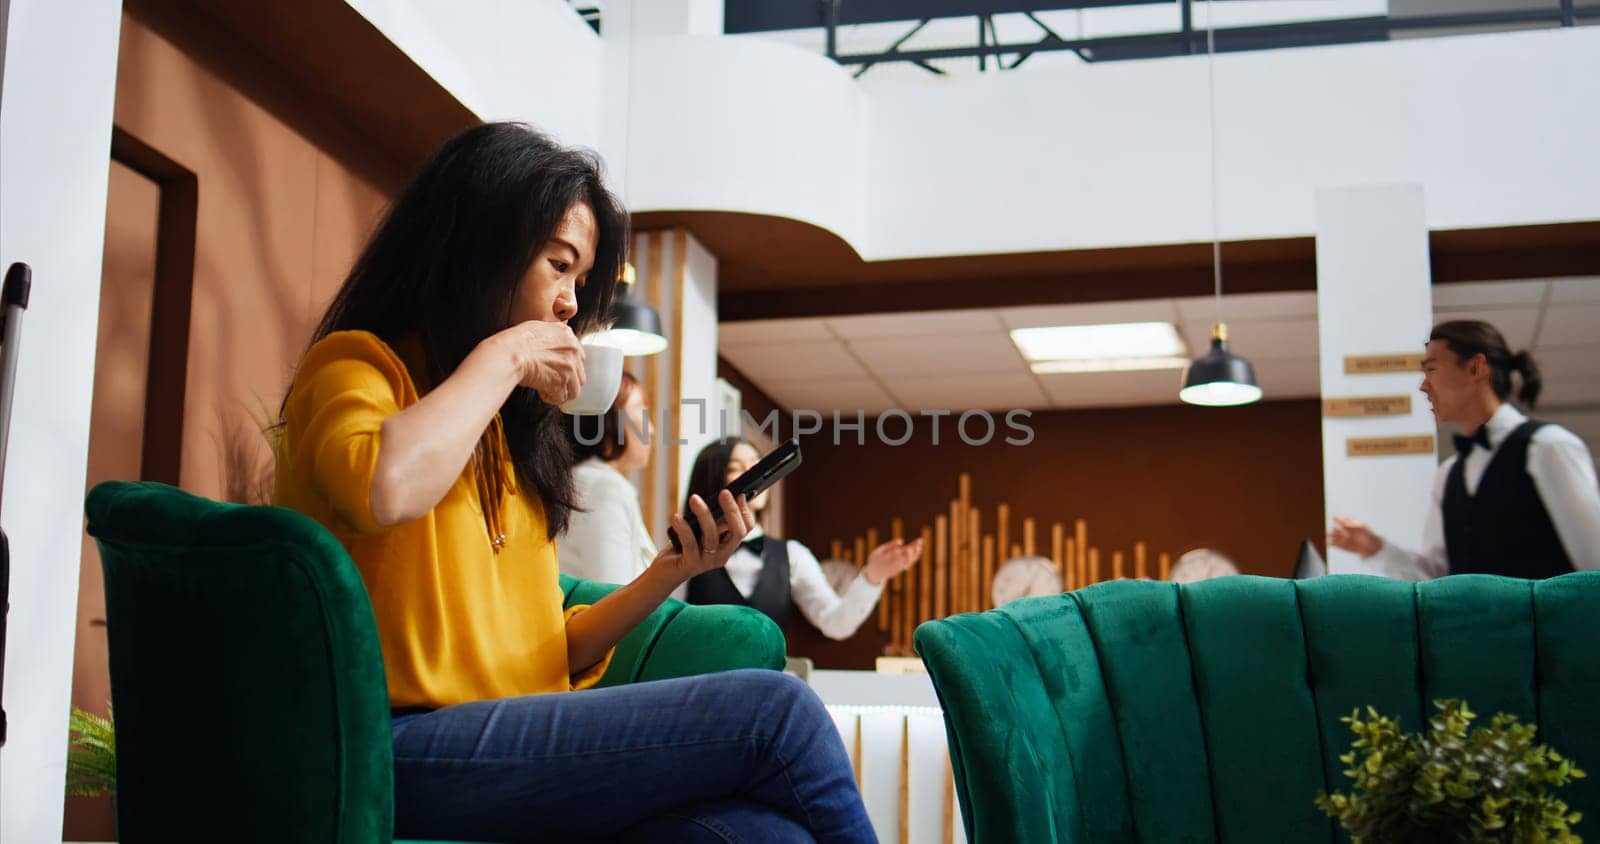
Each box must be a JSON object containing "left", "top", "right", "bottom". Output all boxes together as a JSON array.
[{"left": 486, "top": 320, "right": 586, "bottom": 405}]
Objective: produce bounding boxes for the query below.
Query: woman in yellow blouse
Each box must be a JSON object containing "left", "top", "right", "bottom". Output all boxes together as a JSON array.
[{"left": 276, "top": 123, "right": 873, "bottom": 843}]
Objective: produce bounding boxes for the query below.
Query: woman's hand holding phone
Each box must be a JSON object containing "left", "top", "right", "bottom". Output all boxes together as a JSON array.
[{"left": 650, "top": 490, "right": 757, "bottom": 583}]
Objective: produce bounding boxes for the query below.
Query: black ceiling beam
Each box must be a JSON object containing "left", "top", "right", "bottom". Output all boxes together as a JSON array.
[
  {"left": 853, "top": 17, "right": 934, "bottom": 77},
  {"left": 832, "top": 6, "right": 1600, "bottom": 67},
  {"left": 1084, "top": 15, "right": 1390, "bottom": 63},
  {"left": 725, "top": 0, "right": 1158, "bottom": 34},
  {"left": 835, "top": 15, "right": 1385, "bottom": 65}
]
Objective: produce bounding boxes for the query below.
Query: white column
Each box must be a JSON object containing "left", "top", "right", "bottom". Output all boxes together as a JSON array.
[
  {"left": 1315, "top": 184, "right": 1437, "bottom": 574},
  {"left": 607, "top": 0, "right": 723, "bottom": 38},
  {"left": 601, "top": 0, "right": 725, "bottom": 204},
  {"left": 629, "top": 230, "right": 719, "bottom": 544},
  {"left": 0, "top": 1, "right": 123, "bottom": 840},
  {"left": 675, "top": 232, "right": 721, "bottom": 510}
]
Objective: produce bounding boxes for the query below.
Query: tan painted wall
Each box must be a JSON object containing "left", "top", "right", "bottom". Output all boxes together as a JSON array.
[
  {"left": 111, "top": 13, "right": 390, "bottom": 502},
  {"left": 66, "top": 13, "right": 392, "bottom": 839}
]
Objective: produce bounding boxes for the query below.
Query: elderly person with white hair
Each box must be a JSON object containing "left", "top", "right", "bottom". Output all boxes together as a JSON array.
[{"left": 1169, "top": 548, "right": 1240, "bottom": 583}]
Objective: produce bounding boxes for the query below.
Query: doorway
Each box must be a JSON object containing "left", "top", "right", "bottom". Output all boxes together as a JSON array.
[{"left": 63, "top": 131, "right": 196, "bottom": 842}]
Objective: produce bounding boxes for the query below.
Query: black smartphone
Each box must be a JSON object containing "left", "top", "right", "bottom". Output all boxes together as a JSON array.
[{"left": 667, "top": 438, "right": 803, "bottom": 553}]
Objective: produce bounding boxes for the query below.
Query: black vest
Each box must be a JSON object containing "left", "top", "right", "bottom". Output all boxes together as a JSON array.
[
  {"left": 686, "top": 537, "right": 792, "bottom": 628},
  {"left": 1443, "top": 420, "right": 1574, "bottom": 579}
]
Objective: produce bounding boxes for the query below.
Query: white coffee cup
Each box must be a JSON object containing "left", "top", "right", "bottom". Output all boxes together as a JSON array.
[{"left": 559, "top": 340, "right": 624, "bottom": 415}]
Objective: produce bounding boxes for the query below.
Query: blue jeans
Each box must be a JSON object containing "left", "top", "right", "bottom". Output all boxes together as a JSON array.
[{"left": 390, "top": 669, "right": 875, "bottom": 843}]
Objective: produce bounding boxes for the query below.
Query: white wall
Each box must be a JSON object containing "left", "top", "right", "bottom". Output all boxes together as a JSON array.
[
  {"left": 600, "top": 0, "right": 730, "bottom": 207},
  {"left": 344, "top": 0, "right": 604, "bottom": 147},
  {"left": 620, "top": 34, "right": 871, "bottom": 250},
  {"left": 619, "top": 25, "right": 1599, "bottom": 261},
  {"left": 862, "top": 25, "right": 1600, "bottom": 260},
  {"left": 363, "top": 5, "right": 1598, "bottom": 264},
  {"left": 0, "top": 1, "right": 122, "bottom": 840},
  {"left": 1315, "top": 185, "right": 1438, "bottom": 574}
]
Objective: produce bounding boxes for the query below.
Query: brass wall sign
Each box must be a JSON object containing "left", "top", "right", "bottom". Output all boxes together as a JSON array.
[
  {"left": 1346, "top": 435, "right": 1436, "bottom": 457},
  {"left": 1344, "top": 353, "right": 1425, "bottom": 374},
  {"left": 1324, "top": 395, "right": 1413, "bottom": 417}
]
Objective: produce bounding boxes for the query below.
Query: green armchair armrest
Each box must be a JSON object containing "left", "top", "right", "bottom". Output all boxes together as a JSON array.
[
  {"left": 560, "top": 575, "right": 786, "bottom": 686},
  {"left": 392, "top": 583, "right": 787, "bottom": 844}
]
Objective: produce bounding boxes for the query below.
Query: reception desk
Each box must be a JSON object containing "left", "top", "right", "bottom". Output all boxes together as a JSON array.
[{"left": 815, "top": 669, "right": 966, "bottom": 844}]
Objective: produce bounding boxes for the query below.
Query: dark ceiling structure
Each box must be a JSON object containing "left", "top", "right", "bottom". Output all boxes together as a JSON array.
[{"left": 725, "top": 1, "right": 1599, "bottom": 75}]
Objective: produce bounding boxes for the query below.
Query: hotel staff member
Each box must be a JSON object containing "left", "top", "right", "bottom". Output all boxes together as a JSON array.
[
  {"left": 1330, "top": 320, "right": 1600, "bottom": 579},
  {"left": 681, "top": 437, "right": 923, "bottom": 639}
]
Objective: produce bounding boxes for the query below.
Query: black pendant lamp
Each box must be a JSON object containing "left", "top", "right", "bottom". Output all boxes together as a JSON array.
[
  {"left": 1180, "top": 3, "right": 1261, "bottom": 408},
  {"left": 1180, "top": 322, "right": 1262, "bottom": 406},
  {"left": 595, "top": 262, "right": 668, "bottom": 356}
]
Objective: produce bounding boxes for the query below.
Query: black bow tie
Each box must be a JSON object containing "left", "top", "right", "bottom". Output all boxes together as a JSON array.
[
  {"left": 740, "top": 536, "right": 768, "bottom": 556},
  {"left": 1453, "top": 427, "right": 1492, "bottom": 456}
]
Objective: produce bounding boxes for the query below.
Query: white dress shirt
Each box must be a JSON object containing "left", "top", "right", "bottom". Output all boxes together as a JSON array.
[
  {"left": 1369, "top": 403, "right": 1600, "bottom": 580},
  {"left": 726, "top": 525, "right": 885, "bottom": 640},
  {"left": 558, "top": 458, "right": 658, "bottom": 587}
]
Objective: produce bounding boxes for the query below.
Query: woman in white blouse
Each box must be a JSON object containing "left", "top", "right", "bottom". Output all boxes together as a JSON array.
[
  {"left": 681, "top": 438, "right": 923, "bottom": 639},
  {"left": 558, "top": 372, "right": 659, "bottom": 586}
]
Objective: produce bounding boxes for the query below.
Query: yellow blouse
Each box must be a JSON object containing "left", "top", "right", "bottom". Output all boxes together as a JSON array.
[{"left": 275, "top": 330, "right": 611, "bottom": 709}]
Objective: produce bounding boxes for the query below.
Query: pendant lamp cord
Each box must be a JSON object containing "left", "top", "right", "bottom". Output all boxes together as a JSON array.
[
  {"left": 1206, "top": 1, "right": 1223, "bottom": 331},
  {"left": 624, "top": 5, "right": 636, "bottom": 210}
]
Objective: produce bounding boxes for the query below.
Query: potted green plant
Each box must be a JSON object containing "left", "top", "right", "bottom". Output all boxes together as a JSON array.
[
  {"left": 1317, "top": 699, "right": 1585, "bottom": 842},
  {"left": 66, "top": 704, "right": 116, "bottom": 799}
]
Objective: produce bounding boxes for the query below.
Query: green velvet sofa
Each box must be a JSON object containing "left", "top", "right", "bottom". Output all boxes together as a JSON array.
[
  {"left": 914, "top": 572, "right": 1600, "bottom": 842},
  {"left": 84, "top": 480, "right": 786, "bottom": 843}
]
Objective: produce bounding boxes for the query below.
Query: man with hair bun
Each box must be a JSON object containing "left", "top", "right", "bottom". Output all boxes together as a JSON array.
[{"left": 1330, "top": 320, "right": 1600, "bottom": 579}]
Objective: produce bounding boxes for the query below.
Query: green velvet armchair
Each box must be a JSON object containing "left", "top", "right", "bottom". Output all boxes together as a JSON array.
[
  {"left": 915, "top": 572, "right": 1600, "bottom": 842},
  {"left": 84, "top": 480, "right": 786, "bottom": 843}
]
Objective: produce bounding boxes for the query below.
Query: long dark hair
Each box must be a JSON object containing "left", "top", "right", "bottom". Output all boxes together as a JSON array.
[
  {"left": 683, "top": 437, "right": 745, "bottom": 519},
  {"left": 296, "top": 122, "right": 629, "bottom": 536},
  {"left": 1429, "top": 320, "right": 1542, "bottom": 409}
]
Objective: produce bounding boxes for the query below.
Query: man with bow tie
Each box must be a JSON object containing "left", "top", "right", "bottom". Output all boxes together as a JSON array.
[{"left": 1330, "top": 320, "right": 1600, "bottom": 579}]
